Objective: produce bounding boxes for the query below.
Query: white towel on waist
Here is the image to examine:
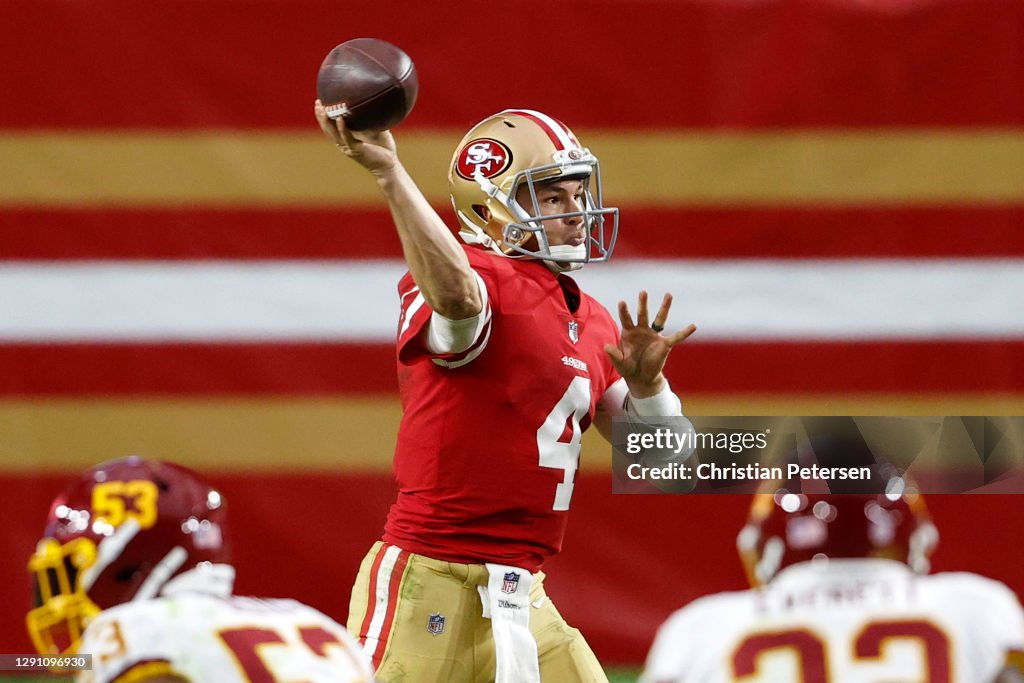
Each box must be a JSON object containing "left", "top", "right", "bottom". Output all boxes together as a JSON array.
[{"left": 477, "top": 563, "right": 541, "bottom": 683}]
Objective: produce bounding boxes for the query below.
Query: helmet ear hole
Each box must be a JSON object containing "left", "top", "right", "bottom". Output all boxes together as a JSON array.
[{"left": 472, "top": 204, "right": 490, "bottom": 221}]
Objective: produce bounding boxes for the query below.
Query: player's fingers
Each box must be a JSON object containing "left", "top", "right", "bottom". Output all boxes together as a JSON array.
[
  {"left": 652, "top": 293, "right": 672, "bottom": 331},
  {"left": 334, "top": 116, "right": 362, "bottom": 149},
  {"left": 636, "top": 290, "right": 650, "bottom": 328},
  {"left": 665, "top": 324, "right": 697, "bottom": 347},
  {"left": 618, "top": 300, "right": 635, "bottom": 330},
  {"left": 314, "top": 100, "right": 342, "bottom": 144}
]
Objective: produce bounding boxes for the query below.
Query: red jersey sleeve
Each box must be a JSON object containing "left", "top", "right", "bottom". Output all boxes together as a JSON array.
[{"left": 395, "top": 250, "right": 499, "bottom": 368}]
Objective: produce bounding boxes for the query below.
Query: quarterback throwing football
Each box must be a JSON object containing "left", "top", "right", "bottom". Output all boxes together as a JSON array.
[{"left": 315, "top": 103, "right": 696, "bottom": 683}]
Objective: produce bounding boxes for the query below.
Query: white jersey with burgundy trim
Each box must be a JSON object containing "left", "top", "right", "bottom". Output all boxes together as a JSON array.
[
  {"left": 76, "top": 593, "right": 373, "bottom": 683},
  {"left": 641, "top": 559, "right": 1024, "bottom": 683}
]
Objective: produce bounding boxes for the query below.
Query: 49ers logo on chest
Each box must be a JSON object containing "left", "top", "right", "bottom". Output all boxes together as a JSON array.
[{"left": 455, "top": 138, "right": 513, "bottom": 180}]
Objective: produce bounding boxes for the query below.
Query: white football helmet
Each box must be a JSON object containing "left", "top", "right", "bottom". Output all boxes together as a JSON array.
[{"left": 448, "top": 109, "right": 618, "bottom": 271}]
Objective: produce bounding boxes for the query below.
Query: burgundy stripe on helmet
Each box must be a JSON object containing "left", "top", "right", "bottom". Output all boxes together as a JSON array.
[{"left": 503, "top": 109, "right": 570, "bottom": 151}]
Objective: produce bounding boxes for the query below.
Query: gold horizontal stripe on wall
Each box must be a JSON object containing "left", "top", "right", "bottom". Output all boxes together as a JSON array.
[
  {"left": 3, "top": 393, "right": 1021, "bottom": 473},
  {"left": 1, "top": 130, "right": 1022, "bottom": 206}
]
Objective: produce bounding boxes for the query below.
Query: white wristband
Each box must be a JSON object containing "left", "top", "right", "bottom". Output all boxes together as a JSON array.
[{"left": 626, "top": 380, "right": 683, "bottom": 419}]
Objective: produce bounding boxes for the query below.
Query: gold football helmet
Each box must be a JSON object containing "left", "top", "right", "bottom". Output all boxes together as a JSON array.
[{"left": 448, "top": 109, "right": 618, "bottom": 269}]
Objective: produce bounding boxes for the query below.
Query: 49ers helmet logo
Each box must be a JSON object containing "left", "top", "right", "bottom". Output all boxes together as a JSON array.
[{"left": 455, "top": 138, "right": 513, "bottom": 180}]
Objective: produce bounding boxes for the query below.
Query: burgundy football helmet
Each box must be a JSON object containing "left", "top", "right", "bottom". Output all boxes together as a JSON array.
[
  {"left": 26, "top": 456, "right": 230, "bottom": 654},
  {"left": 737, "top": 483, "right": 938, "bottom": 587}
]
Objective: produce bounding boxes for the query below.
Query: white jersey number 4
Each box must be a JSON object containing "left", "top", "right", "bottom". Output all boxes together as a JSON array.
[{"left": 537, "top": 376, "right": 591, "bottom": 511}]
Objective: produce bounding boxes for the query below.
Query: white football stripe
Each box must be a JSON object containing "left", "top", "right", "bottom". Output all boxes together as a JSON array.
[
  {"left": 0, "top": 260, "right": 403, "bottom": 341},
  {"left": 362, "top": 544, "right": 403, "bottom": 660},
  {"left": 0, "top": 259, "right": 1021, "bottom": 341},
  {"left": 575, "top": 259, "right": 1024, "bottom": 340}
]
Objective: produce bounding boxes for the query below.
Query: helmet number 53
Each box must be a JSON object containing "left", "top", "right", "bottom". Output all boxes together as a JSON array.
[
  {"left": 92, "top": 481, "right": 159, "bottom": 530},
  {"left": 537, "top": 376, "right": 591, "bottom": 511}
]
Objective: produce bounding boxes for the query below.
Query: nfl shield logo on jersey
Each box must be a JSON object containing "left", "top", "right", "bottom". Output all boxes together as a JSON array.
[
  {"left": 427, "top": 613, "right": 446, "bottom": 636},
  {"left": 568, "top": 321, "right": 579, "bottom": 344},
  {"left": 502, "top": 572, "right": 520, "bottom": 594}
]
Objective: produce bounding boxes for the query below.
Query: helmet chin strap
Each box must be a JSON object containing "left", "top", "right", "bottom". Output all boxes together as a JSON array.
[
  {"left": 544, "top": 261, "right": 584, "bottom": 273},
  {"left": 543, "top": 243, "right": 587, "bottom": 273},
  {"left": 475, "top": 173, "right": 534, "bottom": 225},
  {"left": 79, "top": 518, "right": 142, "bottom": 592},
  {"left": 757, "top": 537, "right": 785, "bottom": 584},
  {"left": 133, "top": 546, "right": 188, "bottom": 601}
]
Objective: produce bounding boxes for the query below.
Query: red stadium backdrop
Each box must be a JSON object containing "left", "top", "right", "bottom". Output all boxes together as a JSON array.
[{"left": 2, "top": 0, "right": 1023, "bottom": 665}]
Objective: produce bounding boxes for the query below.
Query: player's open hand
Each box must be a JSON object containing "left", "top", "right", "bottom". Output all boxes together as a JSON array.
[
  {"left": 604, "top": 291, "right": 696, "bottom": 398},
  {"left": 314, "top": 99, "right": 398, "bottom": 176}
]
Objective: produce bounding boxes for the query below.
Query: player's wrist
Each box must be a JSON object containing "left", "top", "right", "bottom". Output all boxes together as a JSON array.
[
  {"left": 373, "top": 161, "right": 412, "bottom": 193},
  {"left": 626, "top": 374, "right": 666, "bottom": 399},
  {"left": 371, "top": 160, "right": 401, "bottom": 182},
  {"left": 627, "top": 377, "right": 683, "bottom": 419}
]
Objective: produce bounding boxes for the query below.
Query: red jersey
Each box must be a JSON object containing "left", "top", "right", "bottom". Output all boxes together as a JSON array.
[{"left": 382, "top": 247, "right": 620, "bottom": 571}]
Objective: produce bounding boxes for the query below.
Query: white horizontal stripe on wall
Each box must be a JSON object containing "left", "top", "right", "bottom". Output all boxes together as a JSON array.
[{"left": 0, "top": 259, "right": 1021, "bottom": 341}]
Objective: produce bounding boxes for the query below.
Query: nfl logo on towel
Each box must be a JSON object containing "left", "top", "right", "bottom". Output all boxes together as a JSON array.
[
  {"left": 427, "top": 613, "right": 446, "bottom": 635},
  {"left": 502, "top": 571, "right": 520, "bottom": 594}
]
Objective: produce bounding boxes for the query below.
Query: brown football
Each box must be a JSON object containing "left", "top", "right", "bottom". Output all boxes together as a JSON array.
[{"left": 316, "top": 38, "right": 418, "bottom": 131}]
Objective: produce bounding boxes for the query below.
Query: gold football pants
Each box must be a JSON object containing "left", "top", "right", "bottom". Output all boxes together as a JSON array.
[{"left": 347, "top": 541, "right": 609, "bottom": 683}]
